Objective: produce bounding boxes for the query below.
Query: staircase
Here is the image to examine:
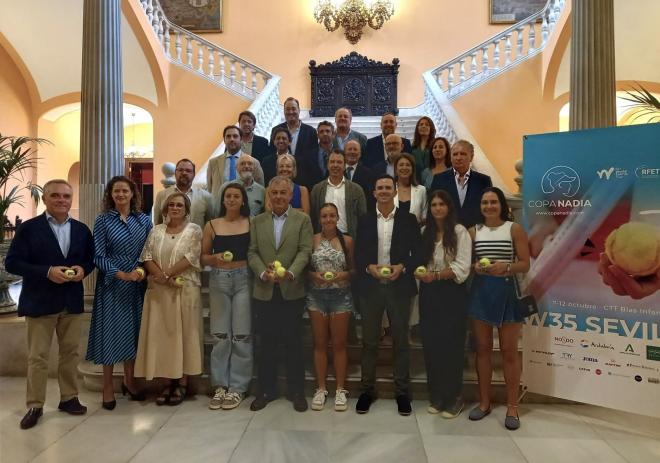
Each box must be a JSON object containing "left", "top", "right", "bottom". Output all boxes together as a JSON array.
[{"left": 303, "top": 115, "right": 420, "bottom": 141}]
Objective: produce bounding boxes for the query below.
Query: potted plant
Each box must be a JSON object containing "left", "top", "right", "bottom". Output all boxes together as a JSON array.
[
  {"left": 622, "top": 85, "right": 660, "bottom": 123},
  {"left": 0, "top": 133, "right": 48, "bottom": 313}
]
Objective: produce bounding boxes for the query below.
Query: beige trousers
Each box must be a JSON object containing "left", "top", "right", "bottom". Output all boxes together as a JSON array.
[{"left": 26, "top": 311, "right": 82, "bottom": 408}]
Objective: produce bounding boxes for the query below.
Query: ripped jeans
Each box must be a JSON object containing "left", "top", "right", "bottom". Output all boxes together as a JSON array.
[{"left": 209, "top": 266, "right": 252, "bottom": 393}]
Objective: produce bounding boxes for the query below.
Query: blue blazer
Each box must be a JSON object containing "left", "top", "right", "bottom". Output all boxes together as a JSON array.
[
  {"left": 249, "top": 135, "right": 270, "bottom": 164},
  {"left": 363, "top": 135, "right": 412, "bottom": 169},
  {"left": 5, "top": 214, "right": 95, "bottom": 317},
  {"left": 354, "top": 208, "right": 420, "bottom": 297},
  {"left": 429, "top": 169, "right": 493, "bottom": 228},
  {"left": 269, "top": 122, "right": 319, "bottom": 189}
]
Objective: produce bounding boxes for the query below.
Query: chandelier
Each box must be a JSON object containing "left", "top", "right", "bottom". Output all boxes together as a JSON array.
[{"left": 314, "top": 0, "right": 394, "bottom": 45}]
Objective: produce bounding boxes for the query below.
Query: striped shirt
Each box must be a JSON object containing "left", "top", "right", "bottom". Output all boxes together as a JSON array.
[{"left": 473, "top": 221, "right": 514, "bottom": 263}]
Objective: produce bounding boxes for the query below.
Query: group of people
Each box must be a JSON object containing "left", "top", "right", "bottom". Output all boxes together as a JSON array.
[{"left": 8, "top": 98, "right": 530, "bottom": 433}]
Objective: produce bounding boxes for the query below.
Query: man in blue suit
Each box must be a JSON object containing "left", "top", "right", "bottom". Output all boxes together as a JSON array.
[
  {"left": 6, "top": 179, "right": 95, "bottom": 430},
  {"left": 429, "top": 139, "right": 492, "bottom": 228}
]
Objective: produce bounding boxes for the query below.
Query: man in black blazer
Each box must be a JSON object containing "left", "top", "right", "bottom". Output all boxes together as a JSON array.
[
  {"left": 269, "top": 97, "right": 319, "bottom": 189},
  {"left": 239, "top": 110, "right": 270, "bottom": 163},
  {"left": 344, "top": 140, "right": 376, "bottom": 210},
  {"left": 354, "top": 174, "right": 421, "bottom": 416},
  {"left": 6, "top": 179, "right": 95, "bottom": 430},
  {"left": 364, "top": 113, "right": 411, "bottom": 169},
  {"left": 429, "top": 139, "right": 492, "bottom": 228}
]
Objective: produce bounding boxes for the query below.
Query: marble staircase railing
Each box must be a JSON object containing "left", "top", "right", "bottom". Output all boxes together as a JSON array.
[
  {"left": 137, "top": 0, "right": 279, "bottom": 102},
  {"left": 428, "top": 0, "right": 567, "bottom": 101}
]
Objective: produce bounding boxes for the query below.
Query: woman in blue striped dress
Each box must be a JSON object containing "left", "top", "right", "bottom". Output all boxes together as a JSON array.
[
  {"left": 86, "top": 176, "right": 152, "bottom": 410},
  {"left": 466, "top": 187, "right": 530, "bottom": 430}
]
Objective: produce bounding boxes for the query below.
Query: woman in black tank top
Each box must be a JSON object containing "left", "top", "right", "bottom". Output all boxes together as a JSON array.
[{"left": 201, "top": 183, "right": 252, "bottom": 411}]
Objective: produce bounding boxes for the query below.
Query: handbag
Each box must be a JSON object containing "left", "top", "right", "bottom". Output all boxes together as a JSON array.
[
  {"left": 510, "top": 225, "right": 538, "bottom": 319},
  {"left": 512, "top": 273, "right": 538, "bottom": 318}
]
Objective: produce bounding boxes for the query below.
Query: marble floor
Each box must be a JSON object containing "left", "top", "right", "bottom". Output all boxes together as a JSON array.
[{"left": 1, "top": 377, "right": 660, "bottom": 463}]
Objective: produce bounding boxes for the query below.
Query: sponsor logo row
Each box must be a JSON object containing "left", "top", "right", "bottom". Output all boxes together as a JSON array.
[
  {"left": 551, "top": 337, "right": 660, "bottom": 361},
  {"left": 527, "top": 359, "right": 660, "bottom": 384}
]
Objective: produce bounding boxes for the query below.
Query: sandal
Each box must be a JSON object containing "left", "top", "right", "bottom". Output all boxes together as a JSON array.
[
  {"left": 156, "top": 385, "right": 172, "bottom": 406},
  {"left": 168, "top": 382, "right": 187, "bottom": 406}
]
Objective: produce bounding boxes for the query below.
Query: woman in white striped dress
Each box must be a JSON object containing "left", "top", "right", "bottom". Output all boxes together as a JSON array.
[{"left": 466, "top": 187, "right": 530, "bottom": 430}]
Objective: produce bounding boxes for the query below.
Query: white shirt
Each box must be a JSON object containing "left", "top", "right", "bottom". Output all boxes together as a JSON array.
[
  {"left": 376, "top": 206, "right": 396, "bottom": 266},
  {"left": 288, "top": 122, "right": 301, "bottom": 154},
  {"left": 454, "top": 168, "right": 471, "bottom": 206},
  {"left": 272, "top": 206, "right": 290, "bottom": 249},
  {"left": 45, "top": 211, "right": 71, "bottom": 258},
  {"left": 427, "top": 224, "right": 472, "bottom": 283},
  {"left": 324, "top": 177, "right": 347, "bottom": 233}
]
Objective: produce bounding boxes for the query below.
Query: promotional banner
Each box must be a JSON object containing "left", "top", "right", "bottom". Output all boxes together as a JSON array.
[{"left": 521, "top": 124, "right": 660, "bottom": 417}]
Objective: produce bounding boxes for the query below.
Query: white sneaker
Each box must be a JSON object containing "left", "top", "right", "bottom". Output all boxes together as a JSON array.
[
  {"left": 209, "top": 387, "right": 226, "bottom": 410},
  {"left": 221, "top": 391, "right": 244, "bottom": 410},
  {"left": 334, "top": 389, "right": 348, "bottom": 411},
  {"left": 311, "top": 389, "right": 328, "bottom": 411}
]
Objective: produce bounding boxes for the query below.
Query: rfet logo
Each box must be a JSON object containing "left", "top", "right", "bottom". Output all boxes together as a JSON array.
[{"left": 541, "top": 166, "right": 580, "bottom": 198}]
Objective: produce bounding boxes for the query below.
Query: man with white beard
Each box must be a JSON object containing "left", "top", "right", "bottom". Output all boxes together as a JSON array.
[{"left": 225, "top": 154, "right": 265, "bottom": 216}]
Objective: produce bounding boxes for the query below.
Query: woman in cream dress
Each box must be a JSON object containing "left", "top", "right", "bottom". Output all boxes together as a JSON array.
[{"left": 135, "top": 192, "right": 203, "bottom": 405}]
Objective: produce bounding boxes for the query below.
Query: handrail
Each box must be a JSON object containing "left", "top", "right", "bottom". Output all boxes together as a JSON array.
[
  {"left": 137, "top": 0, "right": 278, "bottom": 101},
  {"left": 428, "top": 0, "right": 566, "bottom": 100}
]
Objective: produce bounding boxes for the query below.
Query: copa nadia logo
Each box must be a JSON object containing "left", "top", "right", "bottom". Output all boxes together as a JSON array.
[{"left": 529, "top": 165, "right": 591, "bottom": 208}]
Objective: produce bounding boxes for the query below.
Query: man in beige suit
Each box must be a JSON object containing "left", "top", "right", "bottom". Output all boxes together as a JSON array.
[
  {"left": 206, "top": 126, "right": 265, "bottom": 199},
  {"left": 248, "top": 176, "right": 313, "bottom": 412}
]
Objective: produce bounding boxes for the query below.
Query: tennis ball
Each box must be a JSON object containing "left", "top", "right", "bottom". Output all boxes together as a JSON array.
[
  {"left": 276, "top": 266, "right": 287, "bottom": 278},
  {"left": 135, "top": 267, "right": 145, "bottom": 278},
  {"left": 323, "top": 271, "right": 335, "bottom": 280},
  {"left": 414, "top": 266, "right": 427, "bottom": 276},
  {"left": 479, "top": 257, "right": 491, "bottom": 268},
  {"left": 273, "top": 260, "right": 282, "bottom": 269},
  {"left": 223, "top": 251, "right": 234, "bottom": 262},
  {"left": 174, "top": 276, "right": 185, "bottom": 286},
  {"left": 380, "top": 267, "right": 392, "bottom": 277},
  {"left": 64, "top": 268, "right": 76, "bottom": 278},
  {"left": 605, "top": 222, "right": 660, "bottom": 277}
]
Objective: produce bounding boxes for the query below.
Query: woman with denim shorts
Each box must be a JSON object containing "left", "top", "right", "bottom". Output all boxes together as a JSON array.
[
  {"left": 201, "top": 183, "right": 252, "bottom": 411},
  {"left": 307, "top": 203, "right": 354, "bottom": 411}
]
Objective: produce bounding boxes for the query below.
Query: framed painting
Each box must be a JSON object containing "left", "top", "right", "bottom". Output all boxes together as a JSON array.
[
  {"left": 159, "top": 0, "right": 223, "bottom": 33},
  {"left": 489, "top": 0, "right": 546, "bottom": 24}
]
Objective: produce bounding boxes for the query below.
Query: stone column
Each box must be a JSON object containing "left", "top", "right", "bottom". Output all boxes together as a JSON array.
[
  {"left": 569, "top": 0, "right": 616, "bottom": 130},
  {"left": 79, "top": 0, "right": 125, "bottom": 294}
]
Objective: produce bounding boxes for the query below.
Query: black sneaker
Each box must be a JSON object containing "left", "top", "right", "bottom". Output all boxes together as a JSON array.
[
  {"left": 356, "top": 392, "right": 374, "bottom": 414},
  {"left": 396, "top": 394, "right": 412, "bottom": 416},
  {"left": 291, "top": 394, "right": 308, "bottom": 412}
]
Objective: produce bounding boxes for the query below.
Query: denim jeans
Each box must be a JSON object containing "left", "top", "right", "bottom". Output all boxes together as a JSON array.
[{"left": 209, "top": 267, "right": 252, "bottom": 393}]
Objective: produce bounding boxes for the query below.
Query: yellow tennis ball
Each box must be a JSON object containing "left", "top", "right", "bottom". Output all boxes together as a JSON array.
[
  {"left": 323, "top": 271, "right": 335, "bottom": 280},
  {"left": 414, "top": 266, "right": 427, "bottom": 276},
  {"left": 380, "top": 267, "right": 392, "bottom": 277},
  {"left": 273, "top": 260, "right": 282, "bottom": 269},
  {"left": 605, "top": 222, "right": 660, "bottom": 277},
  {"left": 174, "top": 276, "right": 185, "bottom": 286},
  {"left": 64, "top": 268, "right": 76, "bottom": 278},
  {"left": 135, "top": 267, "right": 145, "bottom": 277},
  {"left": 276, "top": 266, "right": 287, "bottom": 278},
  {"left": 223, "top": 251, "right": 234, "bottom": 262},
  {"left": 479, "top": 257, "right": 491, "bottom": 268}
]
